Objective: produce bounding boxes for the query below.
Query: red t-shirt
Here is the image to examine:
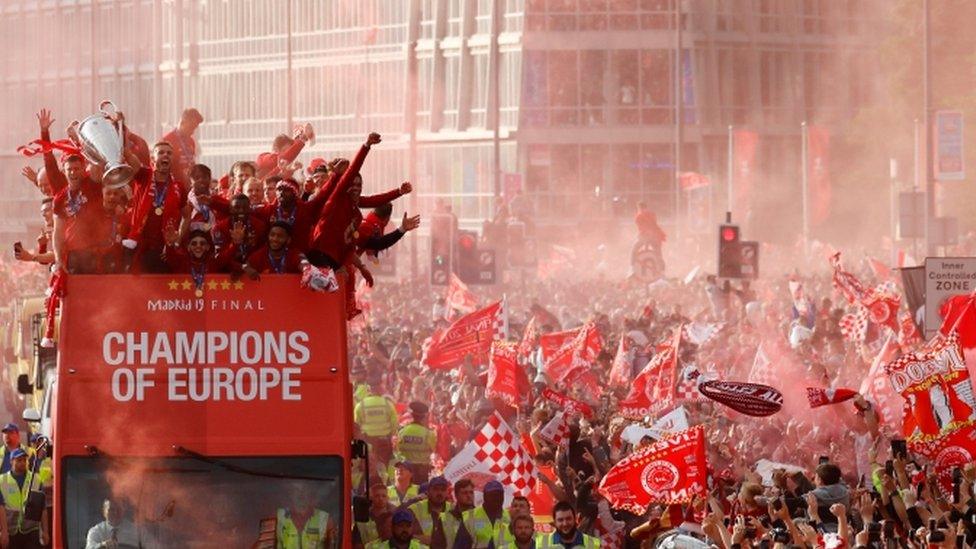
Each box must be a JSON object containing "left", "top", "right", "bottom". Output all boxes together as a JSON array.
[
  {"left": 245, "top": 246, "right": 303, "bottom": 274},
  {"left": 53, "top": 179, "right": 103, "bottom": 252}
]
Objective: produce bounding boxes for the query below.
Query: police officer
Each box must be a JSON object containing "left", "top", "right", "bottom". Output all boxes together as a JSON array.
[
  {"left": 0, "top": 449, "right": 44, "bottom": 549},
  {"left": 395, "top": 402, "right": 436, "bottom": 483},
  {"left": 275, "top": 483, "right": 336, "bottom": 549},
  {"left": 536, "top": 502, "right": 599, "bottom": 549},
  {"left": 368, "top": 509, "right": 425, "bottom": 549},
  {"left": 456, "top": 480, "right": 511, "bottom": 549},
  {"left": 408, "top": 477, "right": 459, "bottom": 549},
  {"left": 354, "top": 379, "right": 399, "bottom": 471},
  {"left": 387, "top": 460, "right": 420, "bottom": 508}
]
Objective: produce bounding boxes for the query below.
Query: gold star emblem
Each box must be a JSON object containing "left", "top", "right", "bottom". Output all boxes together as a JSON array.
[
  {"left": 233, "top": 281, "right": 245, "bottom": 290},
  {"left": 181, "top": 280, "right": 192, "bottom": 290},
  {"left": 207, "top": 280, "right": 219, "bottom": 290},
  {"left": 220, "top": 280, "right": 232, "bottom": 290},
  {"left": 167, "top": 280, "right": 179, "bottom": 290}
]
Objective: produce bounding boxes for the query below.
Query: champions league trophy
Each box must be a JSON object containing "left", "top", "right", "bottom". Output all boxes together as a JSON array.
[{"left": 69, "top": 100, "right": 135, "bottom": 189}]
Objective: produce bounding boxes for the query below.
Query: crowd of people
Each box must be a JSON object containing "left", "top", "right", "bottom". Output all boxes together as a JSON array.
[
  {"left": 6, "top": 103, "right": 976, "bottom": 549},
  {"left": 346, "top": 240, "right": 976, "bottom": 549}
]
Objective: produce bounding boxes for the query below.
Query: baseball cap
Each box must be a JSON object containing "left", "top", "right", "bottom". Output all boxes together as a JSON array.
[
  {"left": 307, "top": 157, "right": 329, "bottom": 175},
  {"left": 483, "top": 480, "right": 504, "bottom": 493},
  {"left": 428, "top": 476, "right": 449, "bottom": 488},
  {"left": 9, "top": 449, "right": 27, "bottom": 460},
  {"left": 392, "top": 509, "right": 414, "bottom": 525},
  {"left": 408, "top": 401, "right": 429, "bottom": 416},
  {"left": 1, "top": 423, "right": 18, "bottom": 433}
]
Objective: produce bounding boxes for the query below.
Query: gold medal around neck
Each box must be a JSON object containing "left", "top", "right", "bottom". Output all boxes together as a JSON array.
[
  {"left": 155, "top": 207, "right": 164, "bottom": 216},
  {"left": 195, "top": 288, "right": 203, "bottom": 298}
]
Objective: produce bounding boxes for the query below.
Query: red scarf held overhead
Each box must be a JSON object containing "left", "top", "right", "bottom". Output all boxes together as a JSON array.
[
  {"left": 17, "top": 138, "right": 81, "bottom": 158},
  {"left": 541, "top": 387, "right": 594, "bottom": 419}
]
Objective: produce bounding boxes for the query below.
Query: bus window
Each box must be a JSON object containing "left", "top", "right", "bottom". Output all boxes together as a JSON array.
[{"left": 63, "top": 456, "right": 342, "bottom": 548}]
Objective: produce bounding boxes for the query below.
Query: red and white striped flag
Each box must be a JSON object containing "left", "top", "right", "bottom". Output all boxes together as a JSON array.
[{"left": 443, "top": 412, "right": 536, "bottom": 497}]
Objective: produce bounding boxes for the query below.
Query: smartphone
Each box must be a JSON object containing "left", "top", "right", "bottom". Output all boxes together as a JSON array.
[
  {"left": 882, "top": 520, "right": 895, "bottom": 539},
  {"left": 773, "top": 498, "right": 784, "bottom": 512},
  {"left": 929, "top": 518, "right": 937, "bottom": 532},
  {"left": 13, "top": 241, "right": 22, "bottom": 253},
  {"left": 885, "top": 459, "right": 894, "bottom": 477},
  {"left": 745, "top": 526, "right": 757, "bottom": 539},
  {"left": 891, "top": 439, "right": 907, "bottom": 459}
]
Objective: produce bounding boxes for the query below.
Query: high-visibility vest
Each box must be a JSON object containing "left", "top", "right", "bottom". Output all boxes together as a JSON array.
[
  {"left": 498, "top": 534, "right": 543, "bottom": 549},
  {"left": 356, "top": 396, "right": 398, "bottom": 437},
  {"left": 387, "top": 484, "right": 420, "bottom": 507},
  {"left": 536, "top": 531, "right": 600, "bottom": 549},
  {"left": 0, "top": 471, "right": 39, "bottom": 534},
  {"left": 396, "top": 423, "right": 435, "bottom": 464},
  {"left": 408, "top": 500, "right": 461, "bottom": 547},
  {"left": 461, "top": 507, "right": 512, "bottom": 549},
  {"left": 366, "top": 539, "right": 427, "bottom": 549},
  {"left": 276, "top": 508, "right": 331, "bottom": 549},
  {"left": 356, "top": 518, "right": 381, "bottom": 546}
]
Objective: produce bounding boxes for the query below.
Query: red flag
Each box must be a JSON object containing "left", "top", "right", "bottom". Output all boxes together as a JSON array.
[
  {"left": 518, "top": 316, "right": 539, "bottom": 359},
  {"left": 807, "top": 125, "right": 831, "bottom": 225},
  {"left": 540, "top": 387, "right": 594, "bottom": 419},
  {"left": 422, "top": 301, "right": 505, "bottom": 371},
  {"left": 859, "top": 334, "right": 901, "bottom": 429},
  {"left": 446, "top": 272, "right": 479, "bottom": 318},
  {"left": 541, "top": 323, "right": 601, "bottom": 383},
  {"left": 927, "top": 424, "right": 976, "bottom": 498},
  {"left": 940, "top": 294, "right": 976, "bottom": 349},
  {"left": 698, "top": 380, "right": 783, "bottom": 417},
  {"left": 866, "top": 257, "right": 892, "bottom": 281},
  {"left": 598, "top": 425, "right": 708, "bottom": 514},
  {"left": 884, "top": 332, "right": 976, "bottom": 449},
  {"left": 608, "top": 336, "right": 633, "bottom": 387},
  {"left": 806, "top": 387, "right": 858, "bottom": 408},
  {"left": 732, "top": 130, "right": 758, "bottom": 217},
  {"left": 619, "top": 329, "right": 680, "bottom": 420},
  {"left": 486, "top": 341, "right": 529, "bottom": 408}
]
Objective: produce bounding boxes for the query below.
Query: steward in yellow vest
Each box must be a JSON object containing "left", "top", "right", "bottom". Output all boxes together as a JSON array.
[
  {"left": 367, "top": 508, "right": 428, "bottom": 549},
  {"left": 456, "top": 480, "right": 512, "bottom": 549},
  {"left": 536, "top": 502, "right": 600, "bottom": 549}
]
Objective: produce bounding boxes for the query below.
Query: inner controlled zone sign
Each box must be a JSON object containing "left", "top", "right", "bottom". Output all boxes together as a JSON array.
[{"left": 925, "top": 257, "right": 976, "bottom": 339}]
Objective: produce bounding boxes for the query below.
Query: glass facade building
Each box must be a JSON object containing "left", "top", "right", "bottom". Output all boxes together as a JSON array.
[{"left": 0, "top": 0, "right": 878, "bottom": 242}]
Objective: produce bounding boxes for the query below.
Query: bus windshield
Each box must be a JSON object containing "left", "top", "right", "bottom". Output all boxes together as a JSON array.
[{"left": 62, "top": 455, "right": 343, "bottom": 548}]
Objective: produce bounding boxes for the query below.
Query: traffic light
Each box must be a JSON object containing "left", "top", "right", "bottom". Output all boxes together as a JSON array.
[
  {"left": 457, "top": 230, "right": 479, "bottom": 283},
  {"left": 718, "top": 224, "right": 741, "bottom": 278}
]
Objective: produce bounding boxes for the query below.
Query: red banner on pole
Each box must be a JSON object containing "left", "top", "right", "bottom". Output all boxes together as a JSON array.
[
  {"left": 807, "top": 125, "right": 831, "bottom": 225},
  {"left": 598, "top": 425, "right": 708, "bottom": 514},
  {"left": 619, "top": 329, "right": 680, "bottom": 419},
  {"left": 540, "top": 323, "right": 601, "bottom": 383},
  {"left": 486, "top": 341, "right": 529, "bottom": 408},
  {"left": 422, "top": 301, "right": 505, "bottom": 371}
]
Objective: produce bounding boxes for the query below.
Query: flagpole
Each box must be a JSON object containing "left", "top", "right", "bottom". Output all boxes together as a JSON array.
[
  {"left": 801, "top": 121, "right": 809, "bottom": 251},
  {"left": 727, "top": 125, "right": 734, "bottom": 217}
]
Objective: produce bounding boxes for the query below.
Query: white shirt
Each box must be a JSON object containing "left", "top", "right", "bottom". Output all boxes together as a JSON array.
[{"left": 85, "top": 519, "right": 140, "bottom": 549}]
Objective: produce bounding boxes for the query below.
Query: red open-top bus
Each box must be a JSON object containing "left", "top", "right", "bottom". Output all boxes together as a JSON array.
[{"left": 51, "top": 274, "right": 353, "bottom": 548}]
